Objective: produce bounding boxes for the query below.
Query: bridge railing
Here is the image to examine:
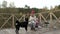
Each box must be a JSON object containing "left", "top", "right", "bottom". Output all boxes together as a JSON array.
[{"left": 0, "top": 11, "right": 60, "bottom": 30}]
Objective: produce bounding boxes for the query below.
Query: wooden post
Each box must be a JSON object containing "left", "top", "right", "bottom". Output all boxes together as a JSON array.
[
  {"left": 12, "top": 14, "right": 15, "bottom": 28},
  {"left": 50, "top": 13, "right": 52, "bottom": 23},
  {"left": 39, "top": 13, "right": 42, "bottom": 23},
  {"left": 49, "top": 12, "right": 53, "bottom": 30}
]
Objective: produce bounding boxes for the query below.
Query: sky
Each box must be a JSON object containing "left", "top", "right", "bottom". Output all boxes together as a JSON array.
[{"left": 0, "top": 0, "right": 60, "bottom": 9}]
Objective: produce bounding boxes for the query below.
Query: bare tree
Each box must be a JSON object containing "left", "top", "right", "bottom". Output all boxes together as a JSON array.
[
  {"left": 43, "top": 6, "right": 48, "bottom": 10},
  {"left": 9, "top": 2, "right": 15, "bottom": 8},
  {"left": 50, "top": 6, "right": 53, "bottom": 10},
  {"left": 58, "top": 5, "right": 60, "bottom": 9},
  {"left": 0, "top": 4, "right": 1, "bottom": 8},
  {"left": 54, "top": 6, "right": 58, "bottom": 10},
  {"left": 24, "top": 5, "right": 30, "bottom": 9},
  {"left": 2, "top": 1, "right": 7, "bottom": 8}
]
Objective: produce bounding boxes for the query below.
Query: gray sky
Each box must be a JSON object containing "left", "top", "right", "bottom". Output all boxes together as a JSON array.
[{"left": 0, "top": 0, "right": 60, "bottom": 9}]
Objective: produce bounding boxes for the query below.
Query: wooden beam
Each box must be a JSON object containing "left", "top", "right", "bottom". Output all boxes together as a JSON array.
[
  {"left": 46, "top": 14, "right": 50, "bottom": 19},
  {"left": 14, "top": 15, "right": 24, "bottom": 21},
  {"left": 14, "top": 16, "right": 19, "bottom": 20},
  {"left": 19, "top": 15, "right": 24, "bottom": 21},
  {"left": 0, "top": 15, "right": 12, "bottom": 29},
  {"left": 0, "top": 15, "right": 7, "bottom": 19},
  {"left": 41, "top": 14, "right": 47, "bottom": 22},
  {"left": 52, "top": 13, "right": 58, "bottom": 20}
]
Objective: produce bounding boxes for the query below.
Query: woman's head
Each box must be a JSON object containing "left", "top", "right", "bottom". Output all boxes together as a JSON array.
[
  {"left": 30, "top": 13, "right": 35, "bottom": 17},
  {"left": 30, "top": 10, "right": 35, "bottom": 17}
]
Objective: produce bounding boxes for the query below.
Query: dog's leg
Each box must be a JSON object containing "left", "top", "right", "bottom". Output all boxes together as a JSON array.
[
  {"left": 15, "top": 29, "right": 19, "bottom": 34},
  {"left": 25, "top": 27, "right": 27, "bottom": 31},
  {"left": 15, "top": 27, "right": 19, "bottom": 34}
]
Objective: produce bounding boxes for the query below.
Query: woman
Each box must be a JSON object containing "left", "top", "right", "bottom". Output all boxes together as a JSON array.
[{"left": 29, "top": 10, "right": 37, "bottom": 30}]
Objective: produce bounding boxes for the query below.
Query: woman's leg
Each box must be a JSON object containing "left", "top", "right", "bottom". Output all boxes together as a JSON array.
[{"left": 30, "top": 23, "right": 34, "bottom": 30}]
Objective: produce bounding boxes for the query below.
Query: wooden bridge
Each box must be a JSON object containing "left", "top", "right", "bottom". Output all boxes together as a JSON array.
[{"left": 0, "top": 10, "right": 60, "bottom": 30}]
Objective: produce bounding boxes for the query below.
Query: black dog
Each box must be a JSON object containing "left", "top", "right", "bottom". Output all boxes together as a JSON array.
[{"left": 15, "top": 17, "right": 29, "bottom": 34}]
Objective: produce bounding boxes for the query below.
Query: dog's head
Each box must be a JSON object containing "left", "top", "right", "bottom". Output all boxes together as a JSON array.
[
  {"left": 16, "top": 20, "right": 20, "bottom": 23},
  {"left": 25, "top": 18, "right": 28, "bottom": 21}
]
